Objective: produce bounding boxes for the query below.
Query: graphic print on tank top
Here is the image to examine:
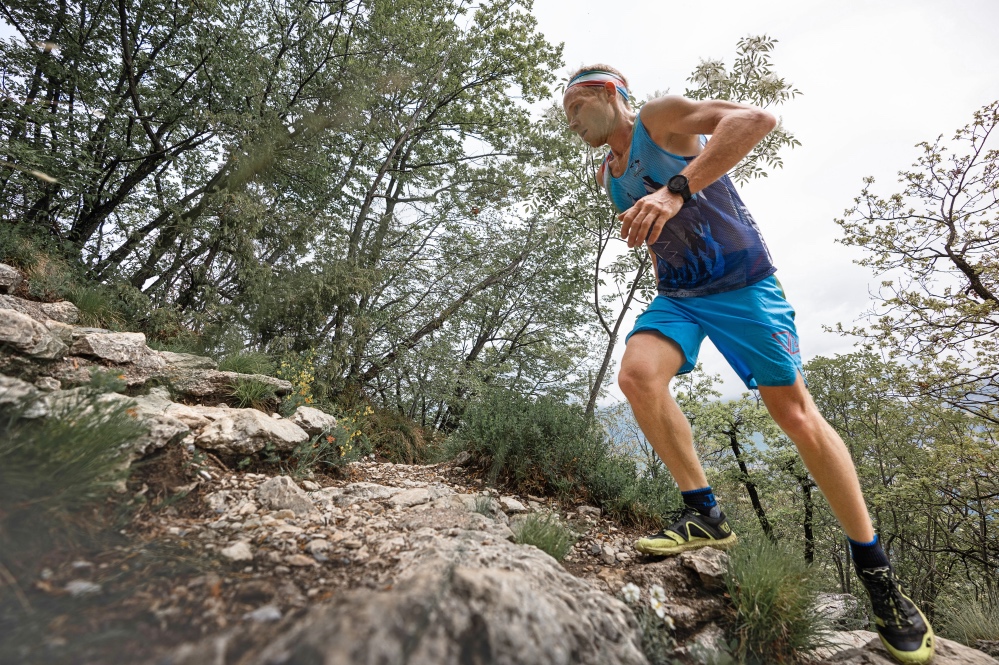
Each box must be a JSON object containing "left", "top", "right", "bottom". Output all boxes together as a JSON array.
[{"left": 601, "top": 112, "right": 776, "bottom": 297}]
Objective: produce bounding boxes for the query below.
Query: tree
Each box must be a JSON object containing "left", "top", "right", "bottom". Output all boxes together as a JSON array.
[
  {"left": 805, "top": 352, "right": 999, "bottom": 613},
  {"left": 836, "top": 101, "right": 999, "bottom": 422}
]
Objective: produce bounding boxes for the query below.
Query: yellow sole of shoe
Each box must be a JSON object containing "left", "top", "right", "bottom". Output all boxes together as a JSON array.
[
  {"left": 634, "top": 533, "right": 738, "bottom": 556},
  {"left": 879, "top": 618, "right": 935, "bottom": 664}
]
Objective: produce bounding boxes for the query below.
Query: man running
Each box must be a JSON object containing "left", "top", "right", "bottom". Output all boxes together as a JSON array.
[{"left": 562, "top": 65, "right": 934, "bottom": 665}]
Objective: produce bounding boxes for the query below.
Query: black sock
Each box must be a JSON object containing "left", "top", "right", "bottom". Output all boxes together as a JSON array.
[
  {"left": 682, "top": 486, "right": 720, "bottom": 518},
  {"left": 849, "top": 534, "right": 890, "bottom": 570}
]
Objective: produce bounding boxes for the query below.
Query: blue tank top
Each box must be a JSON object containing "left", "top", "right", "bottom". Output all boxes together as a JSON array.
[{"left": 601, "top": 111, "right": 776, "bottom": 297}]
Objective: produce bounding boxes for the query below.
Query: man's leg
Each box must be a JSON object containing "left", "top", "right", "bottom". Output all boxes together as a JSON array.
[
  {"left": 619, "top": 332, "right": 737, "bottom": 554},
  {"left": 757, "top": 376, "right": 873, "bottom": 542},
  {"left": 618, "top": 331, "right": 706, "bottom": 491},
  {"left": 759, "top": 376, "right": 934, "bottom": 665}
]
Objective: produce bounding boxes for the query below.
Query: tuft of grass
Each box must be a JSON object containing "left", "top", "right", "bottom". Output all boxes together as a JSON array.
[
  {"left": 473, "top": 495, "right": 495, "bottom": 516},
  {"left": 228, "top": 378, "right": 277, "bottom": 411},
  {"left": 724, "top": 536, "right": 832, "bottom": 664},
  {"left": 218, "top": 351, "right": 274, "bottom": 376},
  {"left": 365, "top": 406, "right": 436, "bottom": 464},
  {"left": 512, "top": 513, "right": 576, "bottom": 562},
  {"left": 66, "top": 284, "right": 127, "bottom": 329},
  {"left": 937, "top": 590, "right": 999, "bottom": 645},
  {"left": 0, "top": 388, "right": 147, "bottom": 577}
]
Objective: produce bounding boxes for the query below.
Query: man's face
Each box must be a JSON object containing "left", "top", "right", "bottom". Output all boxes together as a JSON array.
[{"left": 563, "top": 87, "right": 613, "bottom": 147}]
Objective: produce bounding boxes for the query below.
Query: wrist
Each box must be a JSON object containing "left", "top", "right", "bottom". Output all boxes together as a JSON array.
[{"left": 666, "top": 174, "right": 692, "bottom": 203}]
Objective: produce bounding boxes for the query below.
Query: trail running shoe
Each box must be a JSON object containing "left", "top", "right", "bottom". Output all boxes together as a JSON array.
[
  {"left": 856, "top": 565, "right": 935, "bottom": 664},
  {"left": 634, "top": 508, "right": 737, "bottom": 555}
]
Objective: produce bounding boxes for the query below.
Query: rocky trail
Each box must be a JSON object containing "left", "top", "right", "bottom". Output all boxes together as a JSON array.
[{"left": 1, "top": 262, "right": 997, "bottom": 665}]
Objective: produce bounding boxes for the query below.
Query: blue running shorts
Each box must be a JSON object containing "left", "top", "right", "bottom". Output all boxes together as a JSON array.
[{"left": 626, "top": 275, "right": 803, "bottom": 389}]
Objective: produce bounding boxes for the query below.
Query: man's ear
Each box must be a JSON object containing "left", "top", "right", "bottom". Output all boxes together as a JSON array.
[{"left": 604, "top": 80, "right": 618, "bottom": 100}]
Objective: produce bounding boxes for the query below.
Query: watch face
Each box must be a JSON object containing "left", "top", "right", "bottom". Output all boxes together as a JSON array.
[{"left": 667, "top": 174, "right": 688, "bottom": 191}]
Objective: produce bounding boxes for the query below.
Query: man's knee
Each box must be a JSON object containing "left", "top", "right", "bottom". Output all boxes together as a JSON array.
[
  {"left": 618, "top": 359, "right": 664, "bottom": 401},
  {"left": 773, "top": 404, "right": 830, "bottom": 448}
]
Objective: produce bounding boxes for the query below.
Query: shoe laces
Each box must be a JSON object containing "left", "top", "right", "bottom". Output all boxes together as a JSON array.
[
  {"left": 861, "top": 567, "right": 915, "bottom": 629},
  {"left": 664, "top": 506, "right": 701, "bottom": 527}
]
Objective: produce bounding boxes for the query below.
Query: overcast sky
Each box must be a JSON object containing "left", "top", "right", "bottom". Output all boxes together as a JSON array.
[
  {"left": 3, "top": 3, "right": 998, "bottom": 401},
  {"left": 531, "top": 0, "right": 999, "bottom": 400}
]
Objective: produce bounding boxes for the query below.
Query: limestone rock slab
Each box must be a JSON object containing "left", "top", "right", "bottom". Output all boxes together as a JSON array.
[
  {"left": 194, "top": 408, "right": 308, "bottom": 455},
  {"left": 157, "top": 350, "right": 217, "bottom": 370},
  {"left": 388, "top": 484, "right": 453, "bottom": 509},
  {"left": 70, "top": 331, "right": 164, "bottom": 368},
  {"left": 289, "top": 405, "right": 337, "bottom": 435},
  {"left": 0, "top": 308, "right": 68, "bottom": 358},
  {"left": 819, "top": 631, "right": 998, "bottom": 664},
  {"left": 678, "top": 547, "right": 729, "bottom": 589},
  {"left": 242, "top": 532, "right": 647, "bottom": 665},
  {"left": 0, "top": 294, "right": 79, "bottom": 324},
  {"left": 170, "top": 370, "right": 292, "bottom": 398},
  {"left": 0, "top": 264, "right": 22, "bottom": 293},
  {"left": 313, "top": 482, "right": 402, "bottom": 508},
  {"left": 0, "top": 374, "right": 47, "bottom": 416},
  {"left": 256, "top": 476, "right": 318, "bottom": 516}
]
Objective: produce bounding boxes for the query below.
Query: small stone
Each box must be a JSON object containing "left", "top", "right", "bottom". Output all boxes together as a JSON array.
[
  {"left": 305, "top": 539, "right": 331, "bottom": 555},
  {"left": 499, "top": 496, "right": 528, "bottom": 514},
  {"left": 273, "top": 565, "right": 290, "bottom": 574},
  {"left": 221, "top": 541, "right": 254, "bottom": 562},
  {"left": 65, "top": 580, "right": 102, "bottom": 597},
  {"left": 237, "top": 501, "right": 259, "bottom": 516},
  {"left": 244, "top": 605, "right": 282, "bottom": 622},
  {"left": 285, "top": 554, "right": 316, "bottom": 567},
  {"left": 256, "top": 476, "right": 318, "bottom": 516},
  {"left": 34, "top": 376, "right": 61, "bottom": 391},
  {"left": 301, "top": 480, "right": 321, "bottom": 491},
  {"left": 273, "top": 509, "right": 296, "bottom": 520},
  {"left": 577, "top": 505, "right": 601, "bottom": 517},
  {"left": 590, "top": 542, "right": 602, "bottom": 555}
]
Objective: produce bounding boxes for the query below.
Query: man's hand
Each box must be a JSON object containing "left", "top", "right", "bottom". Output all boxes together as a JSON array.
[{"left": 618, "top": 188, "right": 684, "bottom": 248}]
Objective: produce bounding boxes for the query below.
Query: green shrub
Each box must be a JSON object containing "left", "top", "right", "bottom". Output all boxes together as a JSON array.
[
  {"left": 286, "top": 418, "right": 370, "bottom": 477},
  {"left": 25, "top": 255, "right": 76, "bottom": 301},
  {"left": 512, "top": 513, "right": 576, "bottom": 561},
  {"left": 724, "top": 536, "right": 832, "bottom": 663},
  {"left": 219, "top": 351, "right": 275, "bottom": 376},
  {"left": 229, "top": 378, "right": 277, "bottom": 410},
  {"left": 449, "top": 388, "right": 680, "bottom": 525},
  {"left": 449, "top": 389, "right": 605, "bottom": 500},
  {"left": 590, "top": 463, "right": 682, "bottom": 527},
  {"left": 0, "top": 224, "right": 43, "bottom": 269},
  {"left": 937, "top": 590, "right": 999, "bottom": 644},
  {"left": 366, "top": 406, "right": 436, "bottom": 464}
]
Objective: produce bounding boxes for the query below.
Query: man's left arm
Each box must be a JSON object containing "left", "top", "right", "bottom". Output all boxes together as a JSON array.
[{"left": 619, "top": 96, "right": 776, "bottom": 249}]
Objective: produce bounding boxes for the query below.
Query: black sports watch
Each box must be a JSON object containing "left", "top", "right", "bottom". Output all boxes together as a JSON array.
[{"left": 667, "top": 174, "right": 692, "bottom": 203}]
